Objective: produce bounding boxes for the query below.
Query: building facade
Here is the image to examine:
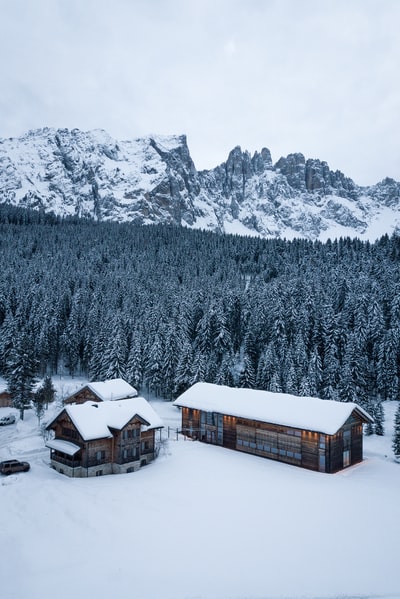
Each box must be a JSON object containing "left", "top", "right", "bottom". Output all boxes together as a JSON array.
[
  {"left": 173, "top": 383, "right": 373, "bottom": 473},
  {"left": 46, "top": 397, "right": 163, "bottom": 477},
  {"left": 63, "top": 378, "right": 137, "bottom": 405}
]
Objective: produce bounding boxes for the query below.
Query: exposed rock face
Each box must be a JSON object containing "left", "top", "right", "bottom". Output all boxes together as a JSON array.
[{"left": 0, "top": 127, "right": 399, "bottom": 240}]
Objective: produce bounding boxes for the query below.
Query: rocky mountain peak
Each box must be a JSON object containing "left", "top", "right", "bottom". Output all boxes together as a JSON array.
[{"left": 0, "top": 127, "right": 399, "bottom": 241}]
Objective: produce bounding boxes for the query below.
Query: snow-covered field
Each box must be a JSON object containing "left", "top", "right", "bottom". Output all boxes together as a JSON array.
[{"left": 1, "top": 377, "right": 399, "bottom": 599}]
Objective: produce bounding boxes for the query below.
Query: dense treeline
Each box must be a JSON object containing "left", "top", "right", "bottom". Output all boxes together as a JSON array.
[{"left": 0, "top": 205, "right": 399, "bottom": 420}]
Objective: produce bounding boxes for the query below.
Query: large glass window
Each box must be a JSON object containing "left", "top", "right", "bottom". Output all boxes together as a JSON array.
[
  {"left": 343, "top": 429, "right": 351, "bottom": 449},
  {"left": 237, "top": 425, "right": 301, "bottom": 462}
]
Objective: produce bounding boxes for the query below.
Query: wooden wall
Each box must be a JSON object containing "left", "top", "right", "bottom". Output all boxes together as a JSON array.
[
  {"left": 328, "top": 416, "right": 364, "bottom": 473},
  {"left": 0, "top": 391, "right": 12, "bottom": 408},
  {"left": 64, "top": 387, "right": 99, "bottom": 405},
  {"left": 181, "top": 407, "right": 200, "bottom": 438},
  {"left": 179, "top": 407, "right": 367, "bottom": 474}
]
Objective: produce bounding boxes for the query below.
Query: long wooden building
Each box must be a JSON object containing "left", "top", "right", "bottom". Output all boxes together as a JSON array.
[
  {"left": 46, "top": 397, "right": 163, "bottom": 477},
  {"left": 173, "top": 383, "right": 373, "bottom": 473}
]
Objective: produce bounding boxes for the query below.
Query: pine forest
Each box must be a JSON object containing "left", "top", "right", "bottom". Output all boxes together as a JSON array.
[{"left": 0, "top": 206, "right": 399, "bottom": 428}]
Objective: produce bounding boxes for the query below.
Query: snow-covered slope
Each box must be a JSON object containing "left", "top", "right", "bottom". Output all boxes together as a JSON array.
[
  {"left": 0, "top": 384, "right": 399, "bottom": 599},
  {"left": 1, "top": 127, "right": 399, "bottom": 240}
]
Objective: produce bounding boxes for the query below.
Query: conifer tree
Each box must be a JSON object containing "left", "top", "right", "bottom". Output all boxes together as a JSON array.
[
  {"left": 374, "top": 401, "right": 384, "bottom": 436},
  {"left": 392, "top": 402, "right": 400, "bottom": 460},
  {"left": 32, "top": 387, "right": 46, "bottom": 425},
  {"left": 174, "top": 341, "right": 193, "bottom": 397},
  {"left": 365, "top": 400, "right": 375, "bottom": 435},
  {"left": 40, "top": 374, "right": 56, "bottom": 407},
  {"left": 125, "top": 334, "right": 143, "bottom": 391},
  {"left": 7, "top": 334, "right": 37, "bottom": 420},
  {"left": 238, "top": 353, "right": 256, "bottom": 389}
]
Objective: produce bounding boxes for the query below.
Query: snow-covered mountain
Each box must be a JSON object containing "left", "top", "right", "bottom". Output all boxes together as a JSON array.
[{"left": 1, "top": 127, "right": 399, "bottom": 240}]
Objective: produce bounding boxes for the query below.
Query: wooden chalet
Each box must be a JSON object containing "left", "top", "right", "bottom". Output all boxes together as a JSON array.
[
  {"left": 173, "top": 382, "right": 374, "bottom": 473},
  {"left": 0, "top": 390, "right": 12, "bottom": 408},
  {"left": 63, "top": 378, "right": 137, "bottom": 405},
  {"left": 46, "top": 397, "right": 163, "bottom": 477}
]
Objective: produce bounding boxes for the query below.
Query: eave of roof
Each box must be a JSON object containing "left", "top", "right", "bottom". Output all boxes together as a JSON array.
[{"left": 173, "top": 382, "right": 374, "bottom": 435}]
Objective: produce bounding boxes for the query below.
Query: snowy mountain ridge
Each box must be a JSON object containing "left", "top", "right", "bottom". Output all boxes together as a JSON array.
[{"left": 1, "top": 127, "right": 399, "bottom": 240}]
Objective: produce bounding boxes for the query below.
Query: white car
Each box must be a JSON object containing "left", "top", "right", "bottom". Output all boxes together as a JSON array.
[{"left": 0, "top": 414, "right": 16, "bottom": 426}]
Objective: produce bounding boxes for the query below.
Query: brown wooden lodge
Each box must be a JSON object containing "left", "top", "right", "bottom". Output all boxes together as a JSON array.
[
  {"left": 63, "top": 378, "right": 137, "bottom": 405},
  {"left": 173, "top": 383, "right": 373, "bottom": 473},
  {"left": 46, "top": 396, "right": 163, "bottom": 477}
]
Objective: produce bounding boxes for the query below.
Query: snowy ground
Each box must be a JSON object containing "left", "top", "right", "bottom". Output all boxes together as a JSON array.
[{"left": 0, "top": 377, "right": 399, "bottom": 599}]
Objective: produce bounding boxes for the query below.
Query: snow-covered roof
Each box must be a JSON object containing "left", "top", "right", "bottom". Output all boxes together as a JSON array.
[
  {"left": 73, "top": 378, "right": 138, "bottom": 402},
  {"left": 51, "top": 397, "right": 164, "bottom": 441},
  {"left": 173, "top": 383, "right": 373, "bottom": 435},
  {"left": 46, "top": 439, "right": 81, "bottom": 456}
]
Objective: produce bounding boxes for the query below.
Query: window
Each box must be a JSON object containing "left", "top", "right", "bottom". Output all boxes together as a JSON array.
[
  {"left": 129, "top": 428, "right": 140, "bottom": 439},
  {"left": 343, "top": 449, "right": 350, "bottom": 467},
  {"left": 95, "top": 470, "right": 103, "bottom": 476},
  {"left": 286, "top": 429, "right": 301, "bottom": 437},
  {"left": 96, "top": 450, "right": 105, "bottom": 463},
  {"left": 217, "top": 414, "right": 223, "bottom": 445},
  {"left": 62, "top": 427, "right": 78, "bottom": 440},
  {"left": 237, "top": 424, "right": 302, "bottom": 462},
  {"left": 319, "top": 454, "right": 326, "bottom": 472}
]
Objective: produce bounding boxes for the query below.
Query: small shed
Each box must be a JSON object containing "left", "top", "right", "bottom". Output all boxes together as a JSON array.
[
  {"left": 173, "top": 383, "right": 373, "bottom": 473},
  {"left": 46, "top": 397, "right": 163, "bottom": 477},
  {"left": 63, "top": 378, "right": 137, "bottom": 405}
]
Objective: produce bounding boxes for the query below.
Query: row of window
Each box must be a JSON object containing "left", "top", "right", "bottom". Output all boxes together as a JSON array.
[
  {"left": 62, "top": 426, "right": 79, "bottom": 440},
  {"left": 122, "top": 447, "right": 138, "bottom": 459},
  {"left": 122, "top": 428, "right": 140, "bottom": 440},
  {"left": 237, "top": 426, "right": 301, "bottom": 451},
  {"left": 236, "top": 438, "right": 302, "bottom": 461}
]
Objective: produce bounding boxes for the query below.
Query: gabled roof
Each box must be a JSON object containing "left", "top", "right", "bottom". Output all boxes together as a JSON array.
[
  {"left": 173, "top": 382, "right": 373, "bottom": 435},
  {"left": 68, "top": 378, "right": 138, "bottom": 402},
  {"left": 87, "top": 379, "right": 138, "bottom": 401},
  {"left": 47, "top": 397, "right": 163, "bottom": 441}
]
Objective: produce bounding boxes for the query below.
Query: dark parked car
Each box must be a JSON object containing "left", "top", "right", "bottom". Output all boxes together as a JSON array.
[
  {"left": 0, "top": 459, "right": 30, "bottom": 474},
  {"left": 0, "top": 414, "right": 16, "bottom": 426}
]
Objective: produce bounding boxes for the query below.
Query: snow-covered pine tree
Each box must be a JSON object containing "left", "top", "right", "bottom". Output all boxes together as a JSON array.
[
  {"left": 104, "top": 315, "right": 128, "bottom": 381},
  {"left": 174, "top": 341, "right": 193, "bottom": 396},
  {"left": 238, "top": 352, "right": 256, "bottom": 389},
  {"left": 125, "top": 333, "right": 143, "bottom": 391},
  {"left": 32, "top": 386, "right": 46, "bottom": 425},
  {"left": 6, "top": 333, "right": 37, "bottom": 420},
  {"left": 373, "top": 400, "right": 384, "bottom": 436},
  {"left": 365, "top": 399, "right": 375, "bottom": 435},
  {"left": 392, "top": 402, "right": 400, "bottom": 460},
  {"left": 40, "top": 374, "right": 56, "bottom": 407}
]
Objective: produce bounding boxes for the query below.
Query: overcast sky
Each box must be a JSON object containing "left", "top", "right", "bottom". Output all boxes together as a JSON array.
[{"left": 0, "top": 0, "right": 399, "bottom": 185}]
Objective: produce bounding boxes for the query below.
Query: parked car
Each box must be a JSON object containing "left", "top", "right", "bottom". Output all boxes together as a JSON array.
[
  {"left": 0, "top": 414, "right": 16, "bottom": 426},
  {"left": 0, "top": 459, "right": 30, "bottom": 475}
]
